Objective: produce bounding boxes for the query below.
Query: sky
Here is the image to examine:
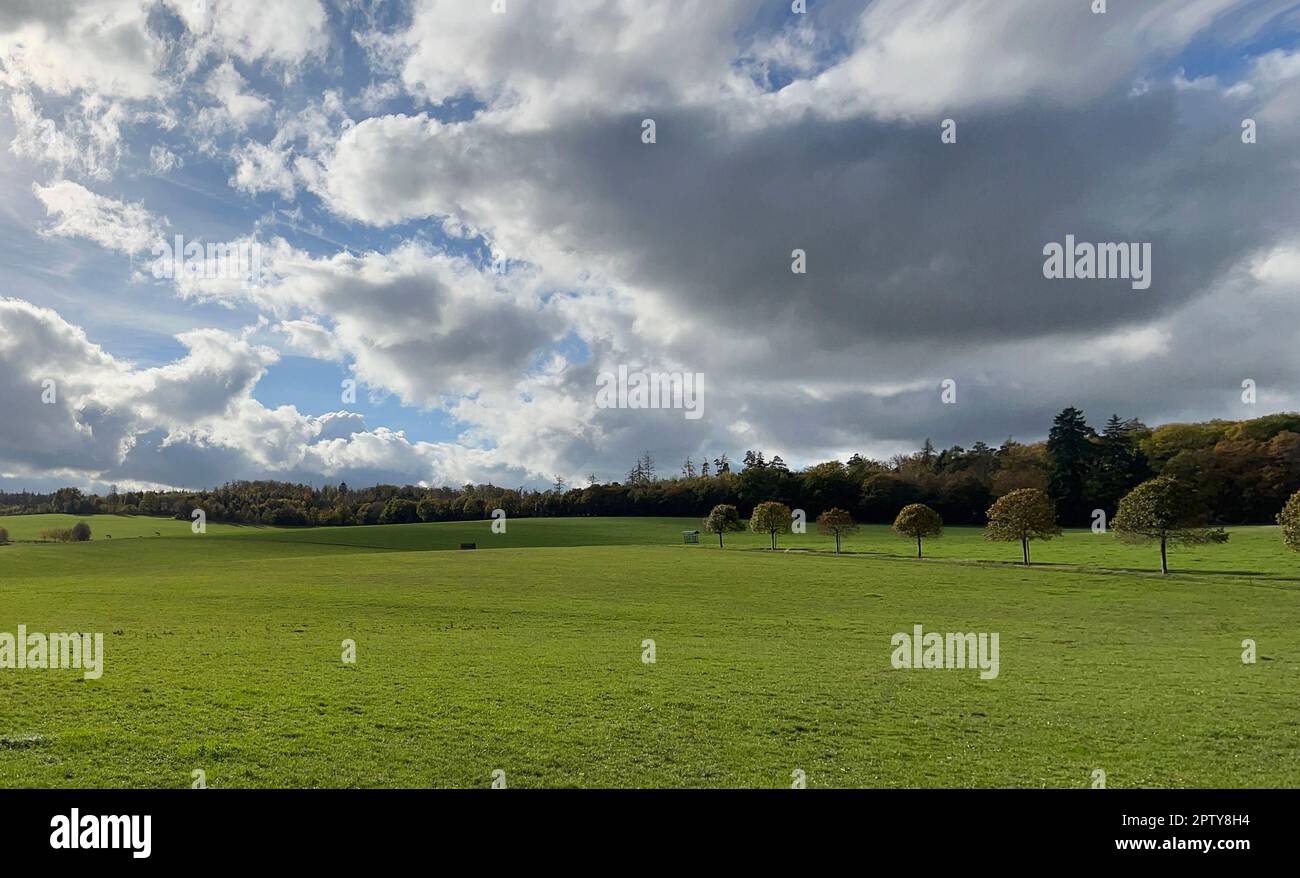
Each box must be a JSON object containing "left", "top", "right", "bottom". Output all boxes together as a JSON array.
[{"left": 0, "top": 0, "right": 1298, "bottom": 493}]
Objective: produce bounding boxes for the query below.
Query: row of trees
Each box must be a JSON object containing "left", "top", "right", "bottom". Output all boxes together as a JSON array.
[
  {"left": 2, "top": 410, "right": 1298, "bottom": 530},
  {"left": 703, "top": 476, "right": 1268, "bottom": 575},
  {"left": 38, "top": 522, "right": 92, "bottom": 543}
]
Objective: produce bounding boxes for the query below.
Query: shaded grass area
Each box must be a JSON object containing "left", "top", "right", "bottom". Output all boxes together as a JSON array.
[
  {"left": 218, "top": 517, "right": 1300, "bottom": 581},
  {"left": 5, "top": 514, "right": 1294, "bottom": 579}
]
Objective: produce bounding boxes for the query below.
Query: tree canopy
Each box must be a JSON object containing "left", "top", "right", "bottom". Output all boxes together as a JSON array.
[
  {"left": 1113, "top": 477, "right": 1228, "bottom": 574},
  {"left": 750, "top": 501, "right": 792, "bottom": 549},
  {"left": 892, "top": 503, "right": 943, "bottom": 558},
  {"left": 1279, "top": 489, "right": 1300, "bottom": 553},
  {"left": 703, "top": 503, "right": 743, "bottom": 548},
  {"left": 984, "top": 488, "right": 1061, "bottom": 565},
  {"left": 815, "top": 508, "right": 859, "bottom": 554}
]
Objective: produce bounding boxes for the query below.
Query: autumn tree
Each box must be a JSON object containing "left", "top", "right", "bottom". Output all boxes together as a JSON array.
[
  {"left": 1113, "top": 477, "right": 1228, "bottom": 574},
  {"left": 816, "top": 508, "right": 858, "bottom": 554},
  {"left": 703, "top": 503, "right": 743, "bottom": 548},
  {"left": 1280, "top": 489, "right": 1300, "bottom": 552},
  {"left": 379, "top": 497, "right": 419, "bottom": 524},
  {"left": 985, "top": 488, "right": 1061, "bottom": 565},
  {"left": 750, "top": 500, "right": 792, "bottom": 550},
  {"left": 892, "top": 503, "right": 943, "bottom": 558}
]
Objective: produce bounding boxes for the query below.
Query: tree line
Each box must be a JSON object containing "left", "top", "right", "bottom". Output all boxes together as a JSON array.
[
  {"left": 706, "top": 475, "right": 1300, "bottom": 576},
  {"left": 2, "top": 409, "right": 1299, "bottom": 530}
]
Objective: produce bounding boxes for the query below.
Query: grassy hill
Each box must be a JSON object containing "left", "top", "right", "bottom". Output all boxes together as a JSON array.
[{"left": 0, "top": 513, "right": 253, "bottom": 541}]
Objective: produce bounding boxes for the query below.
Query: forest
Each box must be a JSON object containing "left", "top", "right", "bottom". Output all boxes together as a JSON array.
[{"left": 4, "top": 409, "right": 1298, "bottom": 529}]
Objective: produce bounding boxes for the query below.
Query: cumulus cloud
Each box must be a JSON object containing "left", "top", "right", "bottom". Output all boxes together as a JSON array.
[
  {"left": 0, "top": 297, "right": 541, "bottom": 488},
  {"left": 165, "top": 0, "right": 330, "bottom": 69},
  {"left": 768, "top": 0, "right": 1256, "bottom": 120},
  {"left": 0, "top": 0, "right": 166, "bottom": 100},
  {"left": 276, "top": 317, "right": 344, "bottom": 362},
  {"left": 182, "top": 238, "right": 564, "bottom": 407},
  {"left": 366, "top": 0, "right": 755, "bottom": 128}
]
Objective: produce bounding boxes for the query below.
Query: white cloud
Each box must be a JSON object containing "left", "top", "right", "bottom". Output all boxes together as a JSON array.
[
  {"left": 202, "top": 60, "right": 271, "bottom": 129},
  {"left": 8, "top": 91, "right": 129, "bottom": 180},
  {"left": 32, "top": 179, "right": 166, "bottom": 254},
  {"left": 0, "top": 297, "right": 537, "bottom": 488},
  {"left": 149, "top": 144, "right": 182, "bottom": 174},
  {"left": 1251, "top": 244, "right": 1300, "bottom": 286},
  {"left": 4, "top": 1, "right": 1300, "bottom": 490},
  {"left": 770, "top": 0, "right": 1251, "bottom": 120},
  {"left": 229, "top": 139, "right": 295, "bottom": 197},
  {"left": 276, "top": 317, "right": 343, "bottom": 361},
  {"left": 165, "top": 0, "right": 329, "bottom": 68},
  {"left": 0, "top": 0, "right": 166, "bottom": 100},
  {"left": 368, "top": 0, "right": 754, "bottom": 129},
  {"left": 180, "top": 238, "right": 562, "bottom": 407}
]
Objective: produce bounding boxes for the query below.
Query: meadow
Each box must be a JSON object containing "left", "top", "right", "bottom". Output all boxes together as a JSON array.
[{"left": 0, "top": 514, "right": 1296, "bottom": 787}]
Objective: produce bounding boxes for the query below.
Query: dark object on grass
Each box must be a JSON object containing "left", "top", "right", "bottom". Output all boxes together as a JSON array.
[{"left": 459, "top": 543, "right": 476, "bottom": 550}]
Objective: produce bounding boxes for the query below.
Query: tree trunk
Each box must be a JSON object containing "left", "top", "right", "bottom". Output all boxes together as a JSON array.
[
  {"left": 1022, "top": 538, "right": 1030, "bottom": 566},
  {"left": 917, "top": 535, "right": 922, "bottom": 559},
  {"left": 771, "top": 531, "right": 776, "bottom": 550},
  {"left": 1160, "top": 537, "right": 1168, "bottom": 575},
  {"left": 835, "top": 532, "right": 841, "bottom": 554},
  {"left": 718, "top": 531, "right": 723, "bottom": 549}
]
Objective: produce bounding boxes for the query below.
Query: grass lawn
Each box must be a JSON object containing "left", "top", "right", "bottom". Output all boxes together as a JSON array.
[
  {"left": 0, "top": 513, "right": 252, "bottom": 542},
  {"left": 0, "top": 516, "right": 1296, "bottom": 787}
]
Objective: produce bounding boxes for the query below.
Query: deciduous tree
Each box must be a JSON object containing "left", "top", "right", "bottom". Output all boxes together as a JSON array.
[
  {"left": 1279, "top": 489, "right": 1300, "bottom": 552},
  {"left": 703, "top": 503, "right": 743, "bottom": 548},
  {"left": 985, "top": 488, "right": 1061, "bottom": 565},
  {"left": 816, "top": 508, "right": 858, "bottom": 554},
  {"left": 892, "top": 503, "right": 943, "bottom": 558},
  {"left": 750, "top": 501, "right": 792, "bottom": 550},
  {"left": 1113, "top": 477, "right": 1228, "bottom": 574}
]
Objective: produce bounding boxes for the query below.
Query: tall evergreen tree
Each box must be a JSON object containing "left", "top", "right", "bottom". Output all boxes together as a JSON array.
[{"left": 1047, "top": 406, "right": 1096, "bottom": 524}]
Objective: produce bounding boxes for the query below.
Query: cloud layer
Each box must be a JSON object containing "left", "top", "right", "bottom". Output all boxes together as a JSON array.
[{"left": 2, "top": 0, "right": 1299, "bottom": 490}]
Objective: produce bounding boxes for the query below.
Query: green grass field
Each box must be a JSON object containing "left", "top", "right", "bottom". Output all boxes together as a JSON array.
[
  {"left": 1, "top": 514, "right": 1296, "bottom": 787},
  {"left": 0, "top": 513, "right": 252, "bottom": 541}
]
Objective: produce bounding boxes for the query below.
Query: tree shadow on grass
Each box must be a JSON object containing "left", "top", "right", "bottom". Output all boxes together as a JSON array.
[{"left": 739, "top": 546, "right": 1300, "bottom": 585}]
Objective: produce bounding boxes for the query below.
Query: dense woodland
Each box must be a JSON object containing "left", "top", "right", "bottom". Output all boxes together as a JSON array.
[{"left": 4, "top": 409, "right": 1299, "bottom": 528}]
